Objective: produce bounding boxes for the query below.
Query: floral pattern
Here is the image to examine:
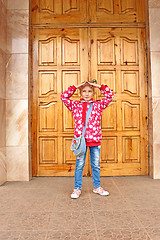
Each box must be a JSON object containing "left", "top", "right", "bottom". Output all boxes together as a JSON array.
[{"left": 61, "top": 85, "right": 114, "bottom": 143}]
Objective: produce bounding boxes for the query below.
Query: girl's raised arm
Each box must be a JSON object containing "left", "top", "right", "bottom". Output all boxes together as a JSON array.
[
  {"left": 98, "top": 84, "right": 114, "bottom": 111},
  {"left": 60, "top": 85, "right": 77, "bottom": 112}
]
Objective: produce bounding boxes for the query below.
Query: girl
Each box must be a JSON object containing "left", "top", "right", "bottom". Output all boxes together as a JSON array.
[{"left": 61, "top": 81, "right": 114, "bottom": 199}]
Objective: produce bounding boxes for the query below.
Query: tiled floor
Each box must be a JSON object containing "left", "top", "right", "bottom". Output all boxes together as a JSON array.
[{"left": 0, "top": 176, "right": 160, "bottom": 240}]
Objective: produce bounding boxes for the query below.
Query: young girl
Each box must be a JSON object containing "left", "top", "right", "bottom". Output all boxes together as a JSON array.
[{"left": 61, "top": 81, "right": 114, "bottom": 199}]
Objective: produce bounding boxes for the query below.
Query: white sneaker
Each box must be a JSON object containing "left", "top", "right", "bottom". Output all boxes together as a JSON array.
[
  {"left": 93, "top": 187, "right": 109, "bottom": 196},
  {"left": 71, "top": 189, "right": 81, "bottom": 199}
]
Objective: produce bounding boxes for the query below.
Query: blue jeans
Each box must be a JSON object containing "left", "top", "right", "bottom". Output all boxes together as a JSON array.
[{"left": 74, "top": 146, "right": 101, "bottom": 189}]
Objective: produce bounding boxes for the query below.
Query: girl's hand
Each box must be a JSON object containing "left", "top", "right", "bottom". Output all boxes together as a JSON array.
[
  {"left": 75, "top": 81, "right": 87, "bottom": 89},
  {"left": 75, "top": 81, "right": 101, "bottom": 89},
  {"left": 88, "top": 82, "right": 101, "bottom": 88}
]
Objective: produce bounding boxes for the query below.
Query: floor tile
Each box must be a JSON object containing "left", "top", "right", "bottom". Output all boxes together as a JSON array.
[
  {"left": 94, "top": 210, "right": 142, "bottom": 229},
  {"left": 114, "top": 185, "right": 160, "bottom": 198},
  {"left": 0, "top": 198, "right": 55, "bottom": 213},
  {"left": 0, "top": 198, "right": 31, "bottom": 212},
  {"left": 125, "top": 195, "right": 160, "bottom": 209},
  {"left": 0, "top": 188, "right": 23, "bottom": 201},
  {"left": 18, "top": 188, "right": 57, "bottom": 199},
  {"left": 19, "top": 231, "right": 47, "bottom": 240},
  {"left": 146, "top": 228, "right": 160, "bottom": 240},
  {"left": 1, "top": 176, "right": 160, "bottom": 240},
  {"left": 49, "top": 211, "right": 95, "bottom": 231},
  {"left": 46, "top": 230, "right": 97, "bottom": 240},
  {"left": 90, "top": 192, "right": 131, "bottom": 211},
  {"left": 135, "top": 209, "right": 160, "bottom": 228},
  {"left": 97, "top": 228, "right": 150, "bottom": 240},
  {"left": 0, "top": 231, "right": 20, "bottom": 240},
  {"left": 113, "top": 177, "right": 160, "bottom": 191},
  {"left": 53, "top": 192, "right": 92, "bottom": 211},
  {"left": 0, "top": 188, "right": 56, "bottom": 214},
  {"left": 0, "top": 212, "right": 10, "bottom": 230},
  {"left": 7, "top": 212, "right": 51, "bottom": 230},
  {"left": 3, "top": 177, "right": 74, "bottom": 190}
]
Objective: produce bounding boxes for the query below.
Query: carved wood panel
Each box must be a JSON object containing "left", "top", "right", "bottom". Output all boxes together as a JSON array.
[
  {"left": 122, "top": 101, "right": 140, "bottom": 131},
  {"left": 101, "top": 137, "right": 118, "bottom": 163},
  {"left": 32, "top": 0, "right": 87, "bottom": 24},
  {"left": 121, "top": 37, "right": 138, "bottom": 66},
  {"left": 88, "top": 0, "right": 144, "bottom": 23},
  {"left": 119, "top": 0, "right": 136, "bottom": 14},
  {"left": 62, "top": 38, "right": 80, "bottom": 66},
  {"left": 63, "top": 138, "right": 76, "bottom": 164},
  {"left": 97, "top": 0, "right": 113, "bottom": 14},
  {"left": 101, "top": 102, "right": 117, "bottom": 131},
  {"left": 90, "top": 27, "right": 148, "bottom": 176},
  {"left": 39, "top": 137, "right": 58, "bottom": 164},
  {"left": 32, "top": 0, "right": 145, "bottom": 24},
  {"left": 39, "top": 38, "right": 57, "bottom": 65},
  {"left": 98, "top": 70, "right": 116, "bottom": 96},
  {"left": 32, "top": 28, "right": 88, "bottom": 176},
  {"left": 39, "top": 71, "right": 57, "bottom": 96},
  {"left": 39, "top": 102, "right": 57, "bottom": 132},
  {"left": 97, "top": 38, "right": 116, "bottom": 65},
  {"left": 121, "top": 71, "right": 139, "bottom": 97},
  {"left": 123, "top": 136, "right": 140, "bottom": 163}
]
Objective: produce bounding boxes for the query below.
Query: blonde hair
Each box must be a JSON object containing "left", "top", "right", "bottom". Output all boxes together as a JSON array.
[
  {"left": 79, "top": 82, "right": 95, "bottom": 98},
  {"left": 79, "top": 79, "right": 97, "bottom": 91}
]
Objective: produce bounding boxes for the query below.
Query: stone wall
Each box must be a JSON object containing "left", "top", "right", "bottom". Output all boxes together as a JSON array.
[
  {"left": 6, "top": 0, "right": 29, "bottom": 181},
  {"left": 0, "top": 0, "right": 7, "bottom": 185},
  {"left": 149, "top": 0, "right": 160, "bottom": 178}
]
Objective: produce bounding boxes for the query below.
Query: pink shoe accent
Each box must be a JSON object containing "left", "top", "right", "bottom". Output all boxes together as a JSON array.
[
  {"left": 71, "top": 189, "right": 81, "bottom": 199},
  {"left": 93, "top": 187, "right": 109, "bottom": 196}
]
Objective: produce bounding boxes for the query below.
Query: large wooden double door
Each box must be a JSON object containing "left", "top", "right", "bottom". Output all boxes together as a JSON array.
[{"left": 31, "top": 0, "right": 148, "bottom": 176}]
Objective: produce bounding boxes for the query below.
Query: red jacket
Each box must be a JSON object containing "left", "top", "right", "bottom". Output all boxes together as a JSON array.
[{"left": 61, "top": 85, "right": 114, "bottom": 145}]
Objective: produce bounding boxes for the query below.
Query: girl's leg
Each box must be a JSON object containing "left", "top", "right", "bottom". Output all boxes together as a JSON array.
[
  {"left": 74, "top": 148, "right": 87, "bottom": 189},
  {"left": 89, "top": 146, "right": 101, "bottom": 188}
]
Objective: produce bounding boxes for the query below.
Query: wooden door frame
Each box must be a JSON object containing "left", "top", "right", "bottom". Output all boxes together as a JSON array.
[
  {"left": 29, "top": 0, "right": 151, "bottom": 177},
  {"left": 145, "top": 0, "right": 153, "bottom": 177}
]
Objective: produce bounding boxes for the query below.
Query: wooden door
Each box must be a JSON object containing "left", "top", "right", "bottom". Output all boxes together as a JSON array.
[
  {"left": 32, "top": 28, "right": 89, "bottom": 176},
  {"left": 31, "top": 0, "right": 148, "bottom": 176},
  {"left": 90, "top": 28, "right": 148, "bottom": 175},
  {"left": 31, "top": 0, "right": 145, "bottom": 24}
]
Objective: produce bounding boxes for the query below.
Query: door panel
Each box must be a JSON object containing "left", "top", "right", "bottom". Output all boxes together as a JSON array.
[
  {"left": 31, "top": 0, "right": 87, "bottom": 24},
  {"left": 90, "top": 28, "right": 148, "bottom": 175},
  {"left": 32, "top": 28, "right": 89, "bottom": 176},
  {"left": 88, "top": 0, "right": 145, "bottom": 23}
]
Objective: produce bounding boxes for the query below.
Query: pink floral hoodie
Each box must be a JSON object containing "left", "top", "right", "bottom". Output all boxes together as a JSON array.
[{"left": 61, "top": 85, "right": 114, "bottom": 145}]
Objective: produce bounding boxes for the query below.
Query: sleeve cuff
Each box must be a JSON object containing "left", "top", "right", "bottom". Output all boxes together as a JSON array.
[
  {"left": 100, "top": 84, "right": 107, "bottom": 91},
  {"left": 70, "top": 85, "right": 77, "bottom": 91}
]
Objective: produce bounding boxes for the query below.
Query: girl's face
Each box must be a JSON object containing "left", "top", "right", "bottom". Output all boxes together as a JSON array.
[{"left": 80, "top": 85, "right": 94, "bottom": 101}]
